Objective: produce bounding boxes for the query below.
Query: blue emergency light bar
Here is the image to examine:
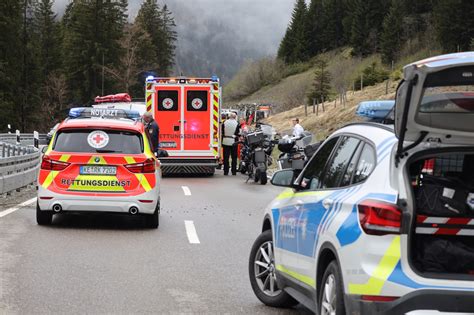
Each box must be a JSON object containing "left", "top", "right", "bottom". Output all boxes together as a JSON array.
[
  {"left": 356, "top": 100, "right": 395, "bottom": 119},
  {"left": 68, "top": 107, "right": 140, "bottom": 120}
]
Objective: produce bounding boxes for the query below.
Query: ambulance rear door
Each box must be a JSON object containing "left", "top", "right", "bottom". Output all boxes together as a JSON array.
[
  {"left": 153, "top": 85, "right": 182, "bottom": 152},
  {"left": 183, "top": 85, "right": 213, "bottom": 155}
]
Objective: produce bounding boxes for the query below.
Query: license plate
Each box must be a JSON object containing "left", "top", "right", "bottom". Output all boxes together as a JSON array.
[
  {"left": 80, "top": 165, "right": 117, "bottom": 175},
  {"left": 160, "top": 142, "right": 177, "bottom": 148}
]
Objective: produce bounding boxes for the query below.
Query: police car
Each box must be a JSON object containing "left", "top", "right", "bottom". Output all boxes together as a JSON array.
[
  {"left": 249, "top": 52, "right": 474, "bottom": 314},
  {"left": 37, "top": 107, "right": 161, "bottom": 228}
]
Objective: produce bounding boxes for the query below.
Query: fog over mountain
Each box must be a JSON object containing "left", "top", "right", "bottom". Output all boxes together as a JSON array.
[{"left": 53, "top": 0, "right": 294, "bottom": 82}]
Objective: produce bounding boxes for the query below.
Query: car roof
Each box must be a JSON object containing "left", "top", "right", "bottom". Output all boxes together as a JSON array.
[
  {"left": 410, "top": 52, "right": 474, "bottom": 69},
  {"left": 332, "top": 122, "right": 396, "bottom": 148},
  {"left": 57, "top": 118, "right": 144, "bottom": 133}
]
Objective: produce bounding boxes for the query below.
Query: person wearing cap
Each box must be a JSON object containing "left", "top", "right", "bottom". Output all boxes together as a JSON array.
[
  {"left": 222, "top": 112, "right": 240, "bottom": 175},
  {"left": 143, "top": 112, "right": 160, "bottom": 155},
  {"left": 292, "top": 118, "right": 305, "bottom": 138}
]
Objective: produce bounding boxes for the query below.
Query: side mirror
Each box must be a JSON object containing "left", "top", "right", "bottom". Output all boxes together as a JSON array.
[
  {"left": 271, "top": 169, "right": 297, "bottom": 187},
  {"left": 41, "top": 146, "right": 48, "bottom": 154}
]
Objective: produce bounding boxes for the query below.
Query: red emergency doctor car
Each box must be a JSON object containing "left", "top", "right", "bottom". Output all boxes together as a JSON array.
[
  {"left": 145, "top": 76, "right": 221, "bottom": 175},
  {"left": 37, "top": 108, "right": 161, "bottom": 228}
]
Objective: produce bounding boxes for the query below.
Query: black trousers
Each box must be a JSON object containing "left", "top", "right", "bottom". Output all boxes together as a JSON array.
[{"left": 223, "top": 144, "right": 237, "bottom": 175}]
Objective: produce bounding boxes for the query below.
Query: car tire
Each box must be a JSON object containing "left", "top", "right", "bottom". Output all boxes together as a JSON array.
[
  {"left": 36, "top": 202, "right": 53, "bottom": 226},
  {"left": 249, "top": 230, "right": 297, "bottom": 308},
  {"left": 146, "top": 201, "right": 160, "bottom": 229},
  {"left": 319, "top": 261, "right": 345, "bottom": 315}
]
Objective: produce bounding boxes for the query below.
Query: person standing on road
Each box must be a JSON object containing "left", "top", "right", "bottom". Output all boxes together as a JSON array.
[
  {"left": 222, "top": 112, "right": 240, "bottom": 175},
  {"left": 292, "top": 118, "right": 305, "bottom": 138},
  {"left": 143, "top": 112, "right": 160, "bottom": 155}
]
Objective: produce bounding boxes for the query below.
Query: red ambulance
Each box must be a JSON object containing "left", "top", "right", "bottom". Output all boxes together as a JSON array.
[{"left": 145, "top": 76, "right": 221, "bottom": 175}]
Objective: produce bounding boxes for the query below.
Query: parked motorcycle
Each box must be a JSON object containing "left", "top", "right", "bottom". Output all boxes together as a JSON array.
[
  {"left": 277, "top": 131, "right": 313, "bottom": 172},
  {"left": 239, "top": 124, "right": 275, "bottom": 185}
]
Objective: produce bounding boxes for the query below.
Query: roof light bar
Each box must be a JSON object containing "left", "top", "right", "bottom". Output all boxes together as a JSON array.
[{"left": 68, "top": 107, "right": 140, "bottom": 120}]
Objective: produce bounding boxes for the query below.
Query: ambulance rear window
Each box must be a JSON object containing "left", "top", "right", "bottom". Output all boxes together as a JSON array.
[{"left": 53, "top": 129, "right": 143, "bottom": 154}]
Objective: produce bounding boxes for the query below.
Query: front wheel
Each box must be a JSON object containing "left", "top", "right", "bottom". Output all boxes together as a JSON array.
[
  {"left": 248, "top": 230, "right": 297, "bottom": 308},
  {"left": 319, "top": 261, "right": 345, "bottom": 315}
]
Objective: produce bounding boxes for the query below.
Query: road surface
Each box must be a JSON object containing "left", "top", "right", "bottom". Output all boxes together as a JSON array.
[{"left": 0, "top": 173, "right": 469, "bottom": 314}]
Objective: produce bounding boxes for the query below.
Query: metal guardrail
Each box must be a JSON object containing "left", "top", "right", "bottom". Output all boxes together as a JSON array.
[{"left": 0, "top": 133, "right": 46, "bottom": 195}]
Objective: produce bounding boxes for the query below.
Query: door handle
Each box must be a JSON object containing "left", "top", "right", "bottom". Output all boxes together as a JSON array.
[
  {"left": 178, "top": 120, "right": 187, "bottom": 123},
  {"left": 323, "top": 199, "right": 334, "bottom": 210}
]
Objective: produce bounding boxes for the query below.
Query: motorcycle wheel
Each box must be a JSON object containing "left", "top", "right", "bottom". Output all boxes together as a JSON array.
[
  {"left": 254, "top": 169, "right": 260, "bottom": 183},
  {"left": 260, "top": 171, "right": 267, "bottom": 185}
]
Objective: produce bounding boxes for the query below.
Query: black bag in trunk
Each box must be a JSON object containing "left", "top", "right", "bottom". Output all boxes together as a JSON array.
[
  {"left": 415, "top": 236, "right": 474, "bottom": 273},
  {"left": 416, "top": 175, "right": 470, "bottom": 216}
]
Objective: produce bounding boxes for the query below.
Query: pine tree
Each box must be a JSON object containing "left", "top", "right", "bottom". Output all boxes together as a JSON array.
[
  {"left": 0, "top": 0, "right": 22, "bottom": 131},
  {"left": 135, "top": 0, "right": 177, "bottom": 76},
  {"left": 307, "top": 57, "right": 332, "bottom": 104},
  {"left": 321, "top": 0, "right": 346, "bottom": 50},
  {"left": 62, "top": 0, "right": 128, "bottom": 103},
  {"left": 434, "top": 0, "right": 474, "bottom": 52},
  {"left": 277, "top": 0, "right": 309, "bottom": 64},
  {"left": 381, "top": 0, "right": 405, "bottom": 64},
  {"left": 305, "top": 0, "right": 324, "bottom": 56}
]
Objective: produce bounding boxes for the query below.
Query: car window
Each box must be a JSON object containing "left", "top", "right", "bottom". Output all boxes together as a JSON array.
[
  {"left": 322, "top": 137, "right": 361, "bottom": 189},
  {"left": 54, "top": 129, "right": 143, "bottom": 154},
  {"left": 340, "top": 142, "right": 363, "bottom": 187},
  {"left": 353, "top": 143, "right": 376, "bottom": 183},
  {"left": 300, "top": 137, "right": 339, "bottom": 190}
]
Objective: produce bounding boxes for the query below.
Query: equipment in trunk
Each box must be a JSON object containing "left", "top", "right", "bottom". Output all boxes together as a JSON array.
[{"left": 410, "top": 153, "right": 474, "bottom": 275}]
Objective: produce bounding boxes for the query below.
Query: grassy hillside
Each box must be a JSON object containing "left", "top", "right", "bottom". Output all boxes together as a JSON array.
[{"left": 265, "top": 80, "right": 399, "bottom": 141}]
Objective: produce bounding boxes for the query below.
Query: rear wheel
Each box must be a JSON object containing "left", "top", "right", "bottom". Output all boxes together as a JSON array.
[
  {"left": 319, "top": 261, "right": 345, "bottom": 315},
  {"left": 260, "top": 171, "right": 267, "bottom": 185},
  {"left": 36, "top": 202, "right": 53, "bottom": 226},
  {"left": 249, "top": 230, "right": 297, "bottom": 308},
  {"left": 146, "top": 201, "right": 160, "bottom": 229}
]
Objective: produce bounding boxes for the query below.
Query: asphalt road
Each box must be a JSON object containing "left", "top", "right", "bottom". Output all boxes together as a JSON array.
[
  {"left": 0, "top": 172, "right": 312, "bottom": 314},
  {"left": 0, "top": 173, "right": 470, "bottom": 315}
]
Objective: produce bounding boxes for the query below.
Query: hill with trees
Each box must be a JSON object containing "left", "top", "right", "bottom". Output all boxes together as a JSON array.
[
  {"left": 225, "top": 0, "right": 474, "bottom": 114},
  {"left": 0, "top": 0, "right": 177, "bottom": 132}
]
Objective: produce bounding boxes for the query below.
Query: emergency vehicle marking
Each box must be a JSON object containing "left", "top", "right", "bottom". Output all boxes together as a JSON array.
[
  {"left": 87, "top": 131, "right": 109, "bottom": 149},
  {"left": 191, "top": 98, "right": 203, "bottom": 110},
  {"left": 124, "top": 156, "right": 153, "bottom": 192},
  {"left": 162, "top": 98, "right": 174, "bottom": 110}
]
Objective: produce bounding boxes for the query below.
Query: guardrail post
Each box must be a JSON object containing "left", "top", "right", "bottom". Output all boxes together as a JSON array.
[
  {"left": 7, "top": 124, "right": 11, "bottom": 134},
  {"left": 16, "top": 129, "right": 20, "bottom": 145},
  {"left": 34, "top": 131, "right": 39, "bottom": 148}
]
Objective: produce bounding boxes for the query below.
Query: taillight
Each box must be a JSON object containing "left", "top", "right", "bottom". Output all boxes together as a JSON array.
[
  {"left": 125, "top": 158, "right": 155, "bottom": 173},
  {"left": 358, "top": 200, "right": 402, "bottom": 235},
  {"left": 41, "top": 155, "right": 70, "bottom": 171}
]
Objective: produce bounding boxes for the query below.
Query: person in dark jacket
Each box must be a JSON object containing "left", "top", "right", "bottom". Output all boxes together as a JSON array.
[{"left": 143, "top": 112, "right": 159, "bottom": 155}]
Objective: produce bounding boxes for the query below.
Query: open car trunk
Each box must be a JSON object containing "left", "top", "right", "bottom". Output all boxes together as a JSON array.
[{"left": 408, "top": 151, "right": 474, "bottom": 278}]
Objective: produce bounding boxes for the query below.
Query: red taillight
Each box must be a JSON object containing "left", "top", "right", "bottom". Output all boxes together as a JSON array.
[
  {"left": 358, "top": 200, "right": 402, "bottom": 235},
  {"left": 41, "top": 156, "right": 70, "bottom": 171},
  {"left": 125, "top": 158, "right": 155, "bottom": 173},
  {"left": 361, "top": 295, "right": 399, "bottom": 302}
]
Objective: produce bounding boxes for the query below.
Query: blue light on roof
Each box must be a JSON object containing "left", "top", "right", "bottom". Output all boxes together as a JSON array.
[
  {"left": 68, "top": 107, "right": 86, "bottom": 118},
  {"left": 211, "top": 75, "right": 219, "bottom": 82},
  {"left": 356, "top": 100, "right": 395, "bottom": 119},
  {"left": 146, "top": 75, "right": 155, "bottom": 82}
]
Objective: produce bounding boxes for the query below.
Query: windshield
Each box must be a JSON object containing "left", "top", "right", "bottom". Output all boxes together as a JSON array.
[{"left": 53, "top": 129, "right": 143, "bottom": 154}]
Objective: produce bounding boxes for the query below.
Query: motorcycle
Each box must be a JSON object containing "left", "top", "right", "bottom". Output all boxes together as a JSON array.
[
  {"left": 277, "top": 131, "right": 314, "bottom": 173},
  {"left": 239, "top": 124, "right": 275, "bottom": 185}
]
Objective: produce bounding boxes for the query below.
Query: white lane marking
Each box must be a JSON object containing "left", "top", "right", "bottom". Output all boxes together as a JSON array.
[
  {"left": 0, "top": 197, "right": 37, "bottom": 218},
  {"left": 184, "top": 220, "right": 200, "bottom": 244},
  {"left": 181, "top": 186, "right": 192, "bottom": 196}
]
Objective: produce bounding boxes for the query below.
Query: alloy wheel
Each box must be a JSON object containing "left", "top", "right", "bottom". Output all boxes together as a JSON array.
[
  {"left": 321, "top": 274, "right": 336, "bottom": 315},
  {"left": 254, "top": 240, "right": 281, "bottom": 297}
]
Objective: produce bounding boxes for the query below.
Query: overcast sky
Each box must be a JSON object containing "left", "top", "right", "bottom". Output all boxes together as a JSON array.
[{"left": 52, "top": 0, "right": 295, "bottom": 56}]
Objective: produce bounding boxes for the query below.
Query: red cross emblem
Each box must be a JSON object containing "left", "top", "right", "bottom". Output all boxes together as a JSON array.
[
  {"left": 192, "top": 98, "right": 203, "bottom": 110},
  {"left": 163, "top": 98, "right": 174, "bottom": 109},
  {"left": 87, "top": 131, "right": 109, "bottom": 149}
]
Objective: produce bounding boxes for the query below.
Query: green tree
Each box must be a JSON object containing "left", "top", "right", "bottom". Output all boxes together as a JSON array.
[
  {"left": 0, "top": 0, "right": 22, "bottom": 131},
  {"left": 434, "top": 0, "right": 474, "bottom": 52},
  {"left": 320, "top": 0, "right": 346, "bottom": 50},
  {"left": 307, "top": 57, "right": 332, "bottom": 104},
  {"left": 135, "top": 0, "right": 177, "bottom": 76},
  {"left": 277, "top": 0, "right": 309, "bottom": 64},
  {"left": 381, "top": 0, "right": 405, "bottom": 64},
  {"left": 305, "top": 0, "right": 324, "bottom": 56},
  {"left": 62, "top": 0, "right": 128, "bottom": 103}
]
